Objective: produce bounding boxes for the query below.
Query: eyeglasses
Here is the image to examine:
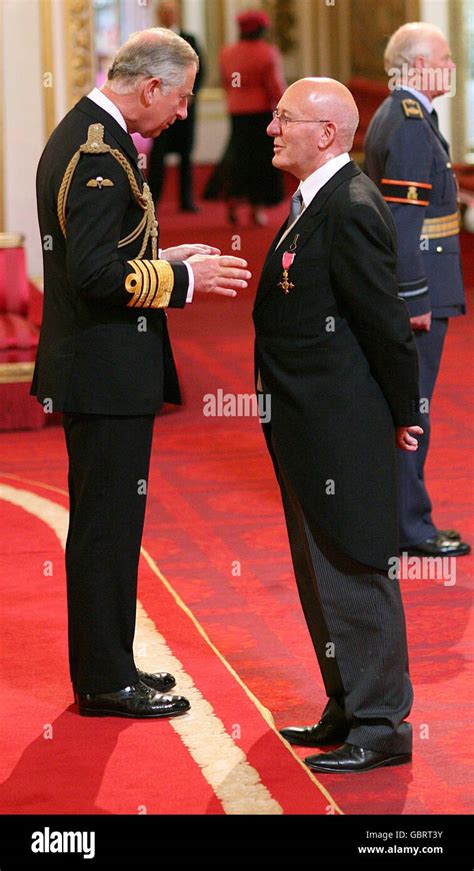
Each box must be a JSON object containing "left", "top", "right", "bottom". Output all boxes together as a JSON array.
[{"left": 272, "top": 109, "right": 331, "bottom": 127}]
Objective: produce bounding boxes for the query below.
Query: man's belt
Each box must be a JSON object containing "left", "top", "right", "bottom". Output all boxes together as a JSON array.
[{"left": 420, "top": 211, "right": 460, "bottom": 239}]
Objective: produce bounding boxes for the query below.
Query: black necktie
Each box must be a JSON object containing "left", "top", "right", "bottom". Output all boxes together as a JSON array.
[
  {"left": 287, "top": 189, "right": 303, "bottom": 228},
  {"left": 430, "top": 108, "right": 440, "bottom": 130}
]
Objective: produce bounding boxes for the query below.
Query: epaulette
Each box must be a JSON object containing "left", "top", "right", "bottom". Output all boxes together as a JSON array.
[
  {"left": 57, "top": 123, "right": 157, "bottom": 258},
  {"left": 401, "top": 98, "right": 424, "bottom": 119}
]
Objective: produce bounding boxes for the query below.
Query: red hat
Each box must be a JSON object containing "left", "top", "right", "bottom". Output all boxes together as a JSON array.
[{"left": 237, "top": 10, "right": 270, "bottom": 35}]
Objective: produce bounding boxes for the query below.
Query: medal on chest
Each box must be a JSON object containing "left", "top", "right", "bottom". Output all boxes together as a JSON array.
[{"left": 278, "top": 234, "right": 299, "bottom": 294}]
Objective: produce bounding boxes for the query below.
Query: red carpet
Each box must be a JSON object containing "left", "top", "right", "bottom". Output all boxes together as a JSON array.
[{"left": 0, "top": 167, "right": 473, "bottom": 815}]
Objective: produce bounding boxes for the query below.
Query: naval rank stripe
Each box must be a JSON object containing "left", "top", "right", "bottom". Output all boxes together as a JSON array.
[{"left": 125, "top": 259, "right": 175, "bottom": 309}]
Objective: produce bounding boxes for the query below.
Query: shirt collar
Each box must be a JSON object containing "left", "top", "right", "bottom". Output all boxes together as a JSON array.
[
  {"left": 299, "top": 153, "right": 351, "bottom": 209},
  {"left": 275, "top": 153, "right": 351, "bottom": 250},
  {"left": 398, "top": 85, "right": 433, "bottom": 114},
  {"left": 86, "top": 87, "right": 128, "bottom": 132}
]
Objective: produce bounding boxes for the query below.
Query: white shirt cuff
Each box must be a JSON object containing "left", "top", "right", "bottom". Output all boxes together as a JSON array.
[{"left": 184, "top": 261, "right": 194, "bottom": 303}]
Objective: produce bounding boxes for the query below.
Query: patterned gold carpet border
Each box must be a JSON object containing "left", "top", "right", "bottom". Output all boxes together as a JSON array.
[
  {"left": 0, "top": 483, "right": 281, "bottom": 814},
  {"left": 0, "top": 475, "right": 343, "bottom": 815}
]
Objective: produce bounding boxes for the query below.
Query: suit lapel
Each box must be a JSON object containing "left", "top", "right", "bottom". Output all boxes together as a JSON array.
[
  {"left": 75, "top": 97, "right": 142, "bottom": 172},
  {"left": 254, "top": 161, "right": 361, "bottom": 313}
]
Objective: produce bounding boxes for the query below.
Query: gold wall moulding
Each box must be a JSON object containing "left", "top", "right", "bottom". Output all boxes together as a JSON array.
[
  {"left": 40, "top": 0, "right": 56, "bottom": 138},
  {"left": 64, "top": 0, "right": 95, "bottom": 107}
]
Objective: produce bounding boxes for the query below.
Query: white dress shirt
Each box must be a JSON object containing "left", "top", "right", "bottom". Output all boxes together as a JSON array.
[
  {"left": 276, "top": 152, "right": 351, "bottom": 249},
  {"left": 86, "top": 88, "right": 194, "bottom": 301}
]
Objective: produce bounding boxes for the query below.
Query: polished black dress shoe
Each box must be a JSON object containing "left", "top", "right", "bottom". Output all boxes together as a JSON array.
[
  {"left": 404, "top": 532, "right": 470, "bottom": 557},
  {"left": 137, "top": 669, "right": 176, "bottom": 693},
  {"left": 180, "top": 202, "right": 200, "bottom": 213},
  {"left": 305, "top": 743, "right": 412, "bottom": 773},
  {"left": 280, "top": 720, "right": 349, "bottom": 747},
  {"left": 76, "top": 681, "right": 190, "bottom": 718}
]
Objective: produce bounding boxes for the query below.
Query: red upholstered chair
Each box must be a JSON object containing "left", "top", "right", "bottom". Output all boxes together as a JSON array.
[{"left": 0, "top": 233, "right": 45, "bottom": 430}]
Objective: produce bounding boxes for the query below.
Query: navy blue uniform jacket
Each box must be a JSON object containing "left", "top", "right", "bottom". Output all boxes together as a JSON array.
[{"left": 364, "top": 88, "right": 465, "bottom": 318}]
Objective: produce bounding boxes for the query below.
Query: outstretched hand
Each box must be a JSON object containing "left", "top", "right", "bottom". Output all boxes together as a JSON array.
[
  {"left": 161, "top": 244, "right": 221, "bottom": 262},
  {"left": 396, "top": 426, "right": 423, "bottom": 451},
  {"left": 188, "top": 254, "right": 251, "bottom": 298}
]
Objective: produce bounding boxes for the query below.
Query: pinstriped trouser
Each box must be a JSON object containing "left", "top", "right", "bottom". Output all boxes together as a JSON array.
[{"left": 278, "top": 463, "right": 414, "bottom": 755}]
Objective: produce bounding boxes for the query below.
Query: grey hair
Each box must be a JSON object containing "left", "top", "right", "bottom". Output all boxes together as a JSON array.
[
  {"left": 106, "top": 27, "right": 198, "bottom": 94},
  {"left": 384, "top": 22, "right": 445, "bottom": 72}
]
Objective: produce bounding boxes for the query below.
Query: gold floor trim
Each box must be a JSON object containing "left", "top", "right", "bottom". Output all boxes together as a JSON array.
[
  {"left": 141, "top": 547, "right": 344, "bottom": 815},
  {"left": 0, "top": 472, "right": 343, "bottom": 815}
]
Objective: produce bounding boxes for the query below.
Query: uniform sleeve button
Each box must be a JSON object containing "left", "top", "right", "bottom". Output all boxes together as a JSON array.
[
  {"left": 436, "top": 245, "right": 443, "bottom": 252},
  {"left": 446, "top": 162, "right": 452, "bottom": 168}
]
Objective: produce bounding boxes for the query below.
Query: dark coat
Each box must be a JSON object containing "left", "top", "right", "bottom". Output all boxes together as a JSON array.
[
  {"left": 152, "top": 31, "right": 204, "bottom": 156},
  {"left": 32, "top": 96, "right": 188, "bottom": 415},
  {"left": 253, "top": 161, "right": 421, "bottom": 571},
  {"left": 364, "top": 88, "right": 465, "bottom": 318}
]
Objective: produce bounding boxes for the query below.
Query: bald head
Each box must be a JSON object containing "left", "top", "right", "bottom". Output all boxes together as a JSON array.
[
  {"left": 268, "top": 77, "right": 359, "bottom": 180},
  {"left": 288, "top": 78, "right": 359, "bottom": 151}
]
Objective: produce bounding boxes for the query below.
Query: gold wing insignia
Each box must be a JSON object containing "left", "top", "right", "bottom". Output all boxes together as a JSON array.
[{"left": 86, "top": 176, "right": 114, "bottom": 189}]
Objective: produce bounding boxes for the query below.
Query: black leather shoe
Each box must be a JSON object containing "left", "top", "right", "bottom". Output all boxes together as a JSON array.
[
  {"left": 77, "top": 681, "right": 190, "bottom": 718},
  {"left": 404, "top": 533, "right": 470, "bottom": 557},
  {"left": 280, "top": 720, "right": 349, "bottom": 747},
  {"left": 305, "top": 743, "right": 412, "bottom": 773},
  {"left": 137, "top": 669, "right": 176, "bottom": 693},
  {"left": 181, "top": 202, "right": 200, "bottom": 213}
]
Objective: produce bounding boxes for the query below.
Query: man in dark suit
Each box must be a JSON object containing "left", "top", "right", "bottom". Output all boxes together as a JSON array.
[
  {"left": 254, "top": 78, "right": 422, "bottom": 773},
  {"left": 32, "top": 27, "right": 250, "bottom": 718},
  {"left": 364, "top": 22, "right": 469, "bottom": 559},
  {"left": 148, "top": 0, "right": 204, "bottom": 212}
]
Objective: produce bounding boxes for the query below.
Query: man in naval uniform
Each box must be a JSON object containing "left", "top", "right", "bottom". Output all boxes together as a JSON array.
[
  {"left": 364, "top": 22, "right": 469, "bottom": 559},
  {"left": 32, "top": 28, "right": 251, "bottom": 718}
]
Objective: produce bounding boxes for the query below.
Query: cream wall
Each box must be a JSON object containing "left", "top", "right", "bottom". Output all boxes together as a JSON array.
[
  {"left": 1, "top": 0, "right": 45, "bottom": 276},
  {"left": 421, "top": 0, "right": 452, "bottom": 142}
]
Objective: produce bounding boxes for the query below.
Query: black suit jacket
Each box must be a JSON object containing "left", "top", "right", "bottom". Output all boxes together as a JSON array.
[
  {"left": 32, "top": 96, "right": 189, "bottom": 414},
  {"left": 253, "top": 161, "right": 421, "bottom": 570}
]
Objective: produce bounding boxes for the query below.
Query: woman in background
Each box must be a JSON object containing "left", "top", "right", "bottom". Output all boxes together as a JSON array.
[{"left": 204, "top": 10, "right": 286, "bottom": 226}]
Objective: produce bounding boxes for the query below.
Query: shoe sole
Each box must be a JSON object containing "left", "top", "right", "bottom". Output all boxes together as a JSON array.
[
  {"left": 78, "top": 706, "right": 190, "bottom": 718},
  {"left": 73, "top": 683, "right": 177, "bottom": 704},
  {"left": 306, "top": 753, "right": 412, "bottom": 773}
]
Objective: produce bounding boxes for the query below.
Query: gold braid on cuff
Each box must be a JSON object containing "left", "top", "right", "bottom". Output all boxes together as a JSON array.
[{"left": 125, "top": 259, "right": 175, "bottom": 308}]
